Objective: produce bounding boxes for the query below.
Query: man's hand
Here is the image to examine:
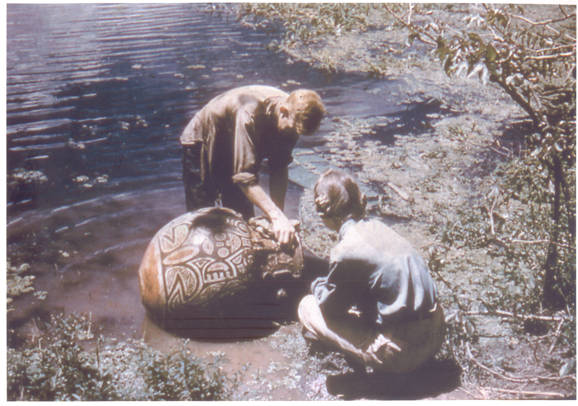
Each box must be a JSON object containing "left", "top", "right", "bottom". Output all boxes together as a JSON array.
[
  {"left": 271, "top": 215, "right": 296, "bottom": 248},
  {"left": 239, "top": 182, "right": 298, "bottom": 248}
]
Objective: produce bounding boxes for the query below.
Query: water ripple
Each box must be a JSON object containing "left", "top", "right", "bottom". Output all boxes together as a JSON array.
[{"left": 7, "top": 4, "right": 284, "bottom": 212}]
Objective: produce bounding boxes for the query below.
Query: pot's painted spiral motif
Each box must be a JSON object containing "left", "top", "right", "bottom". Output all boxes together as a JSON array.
[{"left": 153, "top": 208, "right": 254, "bottom": 312}]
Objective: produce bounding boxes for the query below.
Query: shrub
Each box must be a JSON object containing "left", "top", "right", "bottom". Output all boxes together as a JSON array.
[{"left": 7, "top": 313, "right": 234, "bottom": 401}]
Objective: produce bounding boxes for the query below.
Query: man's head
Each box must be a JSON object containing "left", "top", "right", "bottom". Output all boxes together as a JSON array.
[
  {"left": 313, "top": 169, "right": 366, "bottom": 231},
  {"left": 278, "top": 89, "right": 326, "bottom": 136}
]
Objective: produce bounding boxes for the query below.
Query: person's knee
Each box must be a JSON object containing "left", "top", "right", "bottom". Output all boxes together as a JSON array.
[
  {"left": 297, "top": 294, "right": 318, "bottom": 323},
  {"left": 298, "top": 295, "right": 325, "bottom": 343}
]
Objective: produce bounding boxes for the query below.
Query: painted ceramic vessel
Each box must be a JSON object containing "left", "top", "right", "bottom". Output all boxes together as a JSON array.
[{"left": 138, "top": 207, "right": 303, "bottom": 331}]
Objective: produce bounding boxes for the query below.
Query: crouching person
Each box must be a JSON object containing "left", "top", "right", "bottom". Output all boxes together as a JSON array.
[{"left": 298, "top": 169, "right": 444, "bottom": 374}]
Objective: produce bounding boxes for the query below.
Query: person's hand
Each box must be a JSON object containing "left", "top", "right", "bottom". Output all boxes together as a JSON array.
[
  {"left": 359, "top": 348, "right": 383, "bottom": 366},
  {"left": 347, "top": 306, "right": 362, "bottom": 317},
  {"left": 357, "top": 335, "right": 402, "bottom": 367},
  {"left": 367, "top": 334, "right": 401, "bottom": 357},
  {"left": 271, "top": 215, "right": 296, "bottom": 248}
]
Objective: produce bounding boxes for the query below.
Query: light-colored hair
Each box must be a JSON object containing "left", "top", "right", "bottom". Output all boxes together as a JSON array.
[
  {"left": 287, "top": 89, "right": 326, "bottom": 135},
  {"left": 314, "top": 169, "right": 366, "bottom": 221}
]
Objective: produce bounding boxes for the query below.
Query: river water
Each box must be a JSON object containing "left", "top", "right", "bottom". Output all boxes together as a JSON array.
[{"left": 7, "top": 3, "right": 415, "bottom": 376}]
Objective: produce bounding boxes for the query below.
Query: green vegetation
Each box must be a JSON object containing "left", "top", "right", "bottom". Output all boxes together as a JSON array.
[
  {"left": 239, "top": 3, "right": 373, "bottom": 46},
  {"left": 7, "top": 261, "right": 46, "bottom": 312},
  {"left": 8, "top": 313, "right": 235, "bottom": 401}
]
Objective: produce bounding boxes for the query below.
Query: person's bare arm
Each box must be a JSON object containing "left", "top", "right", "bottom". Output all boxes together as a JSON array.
[
  {"left": 302, "top": 296, "right": 383, "bottom": 367},
  {"left": 238, "top": 182, "right": 296, "bottom": 247},
  {"left": 269, "top": 165, "right": 288, "bottom": 211}
]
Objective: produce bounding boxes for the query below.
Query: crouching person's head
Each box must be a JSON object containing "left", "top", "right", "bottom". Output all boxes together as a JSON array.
[{"left": 313, "top": 169, "right": 367, "bottom": 231}]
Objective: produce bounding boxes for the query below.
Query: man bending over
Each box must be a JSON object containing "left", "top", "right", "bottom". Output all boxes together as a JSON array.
[{"left": 180, "top": 85, "right": 325, "bottom": 247}]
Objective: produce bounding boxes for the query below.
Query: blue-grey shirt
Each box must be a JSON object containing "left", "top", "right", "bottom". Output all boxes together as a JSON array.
[{"left": 311, "top": 218, "right": 437, "bottom": 325}]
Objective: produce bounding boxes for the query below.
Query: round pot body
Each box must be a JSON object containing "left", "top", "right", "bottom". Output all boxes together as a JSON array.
[{"left": 138, "top": 207, "right": 302, "bottom": 336}]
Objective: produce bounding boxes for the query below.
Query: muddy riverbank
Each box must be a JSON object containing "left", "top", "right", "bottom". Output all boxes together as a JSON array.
[{"left": 257, "top": 3, "right": 576, "bottom": 400}]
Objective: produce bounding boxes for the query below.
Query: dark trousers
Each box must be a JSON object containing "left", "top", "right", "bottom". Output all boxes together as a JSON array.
[{"left": 182, "top": 144, "right": 254, "bottom": 219}]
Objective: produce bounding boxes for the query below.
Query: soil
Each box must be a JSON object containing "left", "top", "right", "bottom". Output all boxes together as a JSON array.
[{"left": 7, "top": 4, "right": 575, "bottom": 401}]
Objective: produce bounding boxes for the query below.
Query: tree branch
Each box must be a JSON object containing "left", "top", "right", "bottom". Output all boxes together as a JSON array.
[
  {"left": 382, "top": 4, "right": 437, "bottom": 47},
  {"left": 509, "top": 238, "right": 573, "bottom": 250},
  {"left": 511, "top": 12, "right": 576, "bottom": 28},
  {"left": 548, "top": 318, "right": 565, "bottom": 353},
  {"left": 528, "top": 51, "right": 575, "bottom": 61},
  {"left": 492, "top": 79, "right": 541, "bottom": 125}
]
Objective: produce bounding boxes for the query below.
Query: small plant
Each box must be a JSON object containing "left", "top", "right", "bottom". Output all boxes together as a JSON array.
[
  {"left": 136, "top": 341, "right": 231, "bottom": 401},
  {"left": 7, "top": 314, "right": 116, "bottom": 401},
  {"left": 7, "top": 313, "right": 235, "bottom": 401},
  {"left": 7, "top": 261, "right": 46, "bottom": 312}
]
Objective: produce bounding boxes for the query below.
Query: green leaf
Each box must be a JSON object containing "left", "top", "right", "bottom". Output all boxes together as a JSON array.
[
  {"left": 485, "top": 44, "right": 498, "bottom": 63},
  {"left": 468, "top": 32, "right": 482, "bottom": 43},
  {"left": 436, "top": 35, "right": 446, "bottom": 49},
  {"left": 444, "top": 55, "right": 454, "bottom": 75}
]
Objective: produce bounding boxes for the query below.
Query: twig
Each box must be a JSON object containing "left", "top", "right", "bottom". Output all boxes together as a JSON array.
[
  {"left": 467, "top": 346, "right": 521, "bottom": 382},
  {"left": 528, "top": 51, "right": 575, "bottom": 61},
  {"left": 486, "top": 191, "right": 499, "bottom": 235},
  {"left": 511, "top": 12, "right": 576, "bottom": 42},
  {"left": 512, "top": 12, "right": 576, "bottom": 28},
  {"left": 481, "top": 387, "right": 567, "bottom": 399},
  {"left": 534, "top": 44, "right": 575, "bottom": 54},
  {"left": 509, "top": 238, "right": 573, "bottom": 250},
  {"left": 460, "top": 386, "right": 483, "bottom": 399},
  {"left": 407, "top": 3, "right": 414, "bottom": 26},
  {"left": 386, "top": 182, "right": 411, "bottom": 201},
  {"left": 382, "top": 4, "right": 437, "bottom": 47},
  {"left": 510, "top": 238, "right": 551, "bottom": 245},
  {"left": 466, "top": 343, "right": 574, "bottom": 385},
  {"left": 548, "top": 318, "right": 565, "bottom": 353},
  {"left": 490, "top": 236, "right": 574, "bottom": 250},
  {"left": 489, "top": 146, "right": 511, "bottom": 157},
  {"left": 465, "top": 309, "right": 564, "bottom": 323}
]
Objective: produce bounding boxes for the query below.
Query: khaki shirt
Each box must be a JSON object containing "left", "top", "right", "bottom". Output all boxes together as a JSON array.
[{"left": 180, "top": 85, "right": 298, "bottom": 187}]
